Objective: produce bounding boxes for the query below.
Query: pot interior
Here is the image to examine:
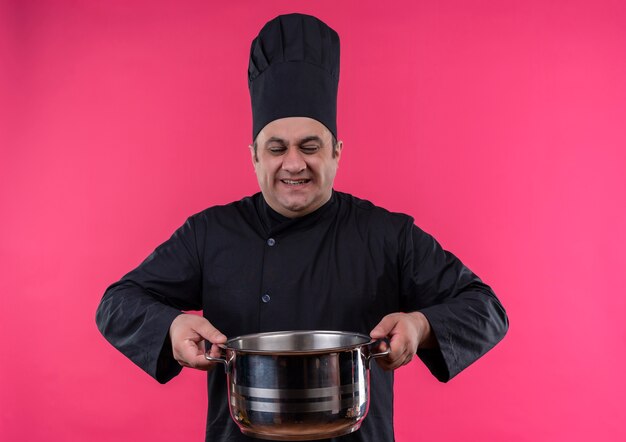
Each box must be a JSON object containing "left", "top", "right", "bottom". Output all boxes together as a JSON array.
[{"left": 226, "top": 330, "right": 371, "bottom": 354}]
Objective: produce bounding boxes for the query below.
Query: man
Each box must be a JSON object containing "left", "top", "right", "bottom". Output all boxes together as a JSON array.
[{"left": 96, "top": 13, "right": 508, "bottom": 442}]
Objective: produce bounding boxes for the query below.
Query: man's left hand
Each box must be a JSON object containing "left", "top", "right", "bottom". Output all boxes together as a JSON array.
[{"left": 369, "top": 312, "right": 436, "bottom": 370}]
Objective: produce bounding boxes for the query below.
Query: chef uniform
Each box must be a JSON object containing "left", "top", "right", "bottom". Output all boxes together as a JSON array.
[{"left": 96, "top": 13, "right": 508, "bottom": 442}]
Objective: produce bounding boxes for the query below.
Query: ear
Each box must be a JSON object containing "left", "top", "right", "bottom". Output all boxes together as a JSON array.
[
  {"left": 334, "top": 140, "right": 344, "bottom": 163},
  {"left": 249, "top": 144, "right": 257, "bottom": 165}
]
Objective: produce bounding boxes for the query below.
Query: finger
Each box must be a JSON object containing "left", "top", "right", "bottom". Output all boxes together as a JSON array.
[
  {"left": 173, "top": 339, "right": 201, "bottom": 365},
  {"left": 377, "top": 357, "right": 403, "bottom": 371},
  {"left": 170, "top": 314, "right": 227, "bottom": 345},
  {"left": 376, "top": 337, "right": 414, "bottom": 370},
  {"left": 195, "top": 320, "right": 227, "bottom": 344},
  {"left": 202, "top": 343, "right": 225, "bottom": 361},
  {"left": 387, "top": 320, "right": 419, "bottom": 356},
  {"left": 379, "top": 352, "right": 412, "bottom": 371},
  {"left": 386, "top": 334, "right": 408, "bottom": 360},
  {"left": 369, "top": 339, "right": 391, "bottom": 359},
  {"left": 200, "top": 344, "right": 226, "bottom": 371},
  {"left": 370, "top": 314, "right": 400, "bottom": 339},
  {"left": 186, "top": 353, "right": 213, "bottom": 370},
  {"left": 383, "top": 352, "right": 407, "bottom": 371},
  {"left": 177, "top": 341, "right": 218, "bottom": 370}
]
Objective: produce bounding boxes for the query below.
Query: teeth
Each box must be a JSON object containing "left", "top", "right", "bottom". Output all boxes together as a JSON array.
[{"left": 283, "top": 179, "right": 308, "bottom": 185}]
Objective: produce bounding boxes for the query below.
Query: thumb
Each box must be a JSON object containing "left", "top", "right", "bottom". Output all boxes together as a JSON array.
[
  {"left": 370, "top": 314, "right": 399, "bottom": 339},
  {"left": 195, "top": 319, "right": 227, "bottom": 344}
]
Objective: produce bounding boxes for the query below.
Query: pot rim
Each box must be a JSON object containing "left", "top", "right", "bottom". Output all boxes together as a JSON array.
[{"left": 220, "top": 330, "right": 375, "bottom": 355}]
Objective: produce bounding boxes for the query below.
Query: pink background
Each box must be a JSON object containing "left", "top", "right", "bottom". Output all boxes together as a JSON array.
[{"left": 2, "top": 0, "right": 625, "bottom": 440}]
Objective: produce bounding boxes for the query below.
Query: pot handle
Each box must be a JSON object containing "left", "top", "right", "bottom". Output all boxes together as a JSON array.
[
  {"left": 365, "top": 339, "right": 391, "bottom": 369},
  {"left": 204, "top": 344, "right": 232, "bottom": 373}
]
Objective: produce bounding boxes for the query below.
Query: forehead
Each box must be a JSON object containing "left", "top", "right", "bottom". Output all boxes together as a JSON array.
[{"left": 257, "top": 117, "right": 332, "bottom": 143}]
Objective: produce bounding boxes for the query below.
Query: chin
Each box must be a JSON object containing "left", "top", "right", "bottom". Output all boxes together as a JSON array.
[
  {"left": 282, "top": 204, "right": 308, "bottom": 214},
  {"left": 279, "top": 200, "right": 313, "bottom": 215}
]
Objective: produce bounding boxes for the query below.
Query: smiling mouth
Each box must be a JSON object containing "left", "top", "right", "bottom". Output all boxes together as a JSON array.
[{"left": 281, "top": 179, "right": 311, "bottom": 185}]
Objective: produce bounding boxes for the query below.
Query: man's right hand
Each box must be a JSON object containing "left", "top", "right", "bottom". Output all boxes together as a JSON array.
[{"left": 169, "top": 314, "right": 227, "bottom": 370}]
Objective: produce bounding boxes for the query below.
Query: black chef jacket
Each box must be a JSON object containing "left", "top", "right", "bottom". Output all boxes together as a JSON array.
[{"left": 96, "top": 191, "right": 508, "bottom": 442}]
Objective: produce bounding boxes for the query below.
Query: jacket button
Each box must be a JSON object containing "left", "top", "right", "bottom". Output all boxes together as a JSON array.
[
  {"left": 261, "top": 294, "right": 271, "bottom": 303},
  {"left": 267, "top": 238, "right": 276, "bottom": 246}
]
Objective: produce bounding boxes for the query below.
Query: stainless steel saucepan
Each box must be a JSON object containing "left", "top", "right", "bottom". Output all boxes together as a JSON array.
[{"left": 206, "top": 330, "right": 390, "bottom": 441}]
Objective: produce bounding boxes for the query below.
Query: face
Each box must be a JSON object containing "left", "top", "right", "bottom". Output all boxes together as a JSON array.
[{"left": 251, "top": 117, "right": 342, "bottom": 218}]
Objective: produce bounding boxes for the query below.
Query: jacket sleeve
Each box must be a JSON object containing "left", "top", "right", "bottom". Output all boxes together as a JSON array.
[
  {"left": 96, "top": 217, "right": 204, "bottom": 383},
  {"left": 400, "top": 222, "right": 509, "bottom": 382}
]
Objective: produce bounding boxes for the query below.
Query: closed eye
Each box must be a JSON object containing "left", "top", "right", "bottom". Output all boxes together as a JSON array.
[
  {"left": 268, "top": 145, "right": 287, "bottom": 154},
  {"left": 300, "top": 145, "right": 320, "bottom": 154}
]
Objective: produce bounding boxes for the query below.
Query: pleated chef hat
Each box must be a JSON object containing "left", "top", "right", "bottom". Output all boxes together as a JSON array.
[{"left": 248, "top": 13, "right": 340, "bottom": 140}]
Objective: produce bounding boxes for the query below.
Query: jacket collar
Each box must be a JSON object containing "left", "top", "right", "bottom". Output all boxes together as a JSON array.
[{"left": 255, "top": 191, "right": 337, "bottom": 236}]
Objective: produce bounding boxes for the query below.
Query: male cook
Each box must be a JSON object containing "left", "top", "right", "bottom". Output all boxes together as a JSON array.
[{"left": 96, "top": 13, "right": 508, "bottom": 442}]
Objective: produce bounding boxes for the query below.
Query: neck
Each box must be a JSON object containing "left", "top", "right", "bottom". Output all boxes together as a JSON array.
[{"left": 263, "top": 191, "right": 333, "bottom": 219}]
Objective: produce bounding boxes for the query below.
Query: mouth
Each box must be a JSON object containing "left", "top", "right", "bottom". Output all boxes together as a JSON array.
[{"left": 280, "top": 179, "right": 311, "bottom": 186}]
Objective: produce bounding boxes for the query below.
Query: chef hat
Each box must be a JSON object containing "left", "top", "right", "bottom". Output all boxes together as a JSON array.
[{"left": 248, "top": 13, "right": 340, "bottom": 140}]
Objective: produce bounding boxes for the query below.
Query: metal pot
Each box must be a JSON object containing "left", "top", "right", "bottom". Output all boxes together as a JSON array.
[{"left": 205, "top": 330, "right": 389, "bottom": 441}]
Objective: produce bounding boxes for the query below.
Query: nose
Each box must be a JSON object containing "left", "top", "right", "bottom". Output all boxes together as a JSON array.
[{"left": 281, "top": 147, "right": 306, "bottom": 174}]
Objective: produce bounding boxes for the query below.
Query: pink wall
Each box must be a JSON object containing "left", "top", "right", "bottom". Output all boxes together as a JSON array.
[{"left": 2, "top": 1, "right": 625, "bottom": 440}]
